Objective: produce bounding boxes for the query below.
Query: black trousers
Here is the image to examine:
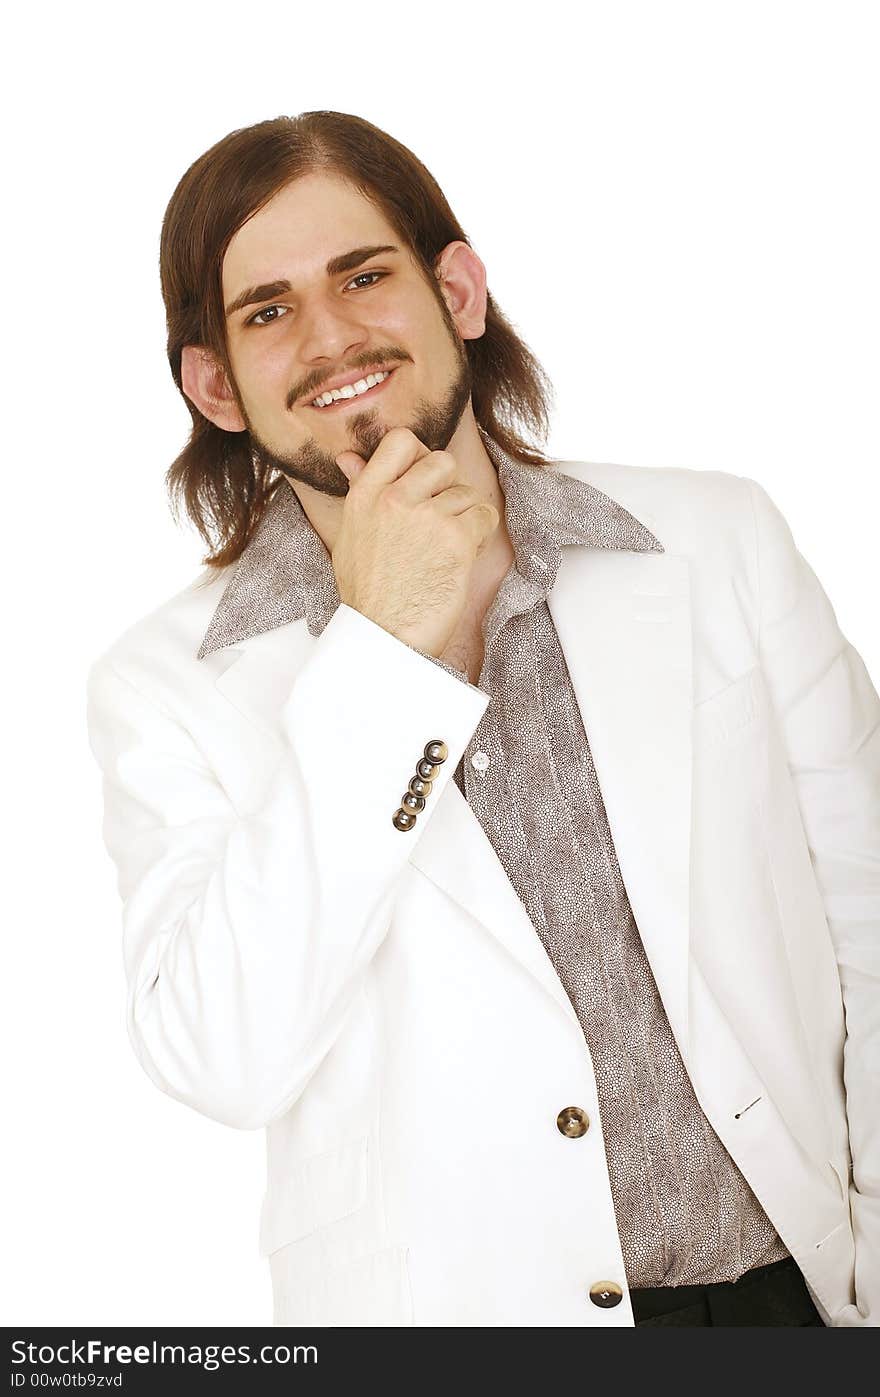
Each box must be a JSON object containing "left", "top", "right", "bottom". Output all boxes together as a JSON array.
[{"left": 630, "top": 1256, "right": 825, "bottom": 1326}]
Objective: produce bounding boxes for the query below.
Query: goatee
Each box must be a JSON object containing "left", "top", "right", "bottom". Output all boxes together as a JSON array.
[{"left": 246, "top": 350, "right": 473, "bottom": 499}]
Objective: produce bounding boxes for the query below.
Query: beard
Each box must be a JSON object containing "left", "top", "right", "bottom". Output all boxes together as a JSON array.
[{"left": 242, "top": 329, "right": 473, "bottom": 499}]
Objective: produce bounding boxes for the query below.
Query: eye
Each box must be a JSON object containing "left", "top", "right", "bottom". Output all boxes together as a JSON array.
[
  {"left": 245, "top": 271, "right": 387, "bottom": 327},
  {"left": 347, "top": 270, "right": 386, "bottom": 290},
  {"left": 246, "top": 304, "right": 288, "bottom": 327}
]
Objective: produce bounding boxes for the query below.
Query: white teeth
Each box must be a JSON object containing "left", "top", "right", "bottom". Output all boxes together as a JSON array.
[{"left": 312, "top": 369, "right": 391, "bottom": 407}]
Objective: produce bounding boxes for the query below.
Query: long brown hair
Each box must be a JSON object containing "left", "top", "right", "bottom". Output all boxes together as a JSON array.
[{"left": 160, "top": 110, "right": 555, "bottom": 569}]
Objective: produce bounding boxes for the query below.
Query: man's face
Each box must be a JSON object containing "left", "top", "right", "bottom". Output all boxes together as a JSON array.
[{"left": 220, "top": 171, "right": 473, "bottom": 497}]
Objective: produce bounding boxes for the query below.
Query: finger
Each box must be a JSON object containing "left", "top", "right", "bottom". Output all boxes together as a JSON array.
[
  {"left": 465, "top": 502, "right": 500, "bottom": 555},
  {"left": 335, "top": 450, "right": 367, "bottom": 480},
  {"left": 354, "top": 427, "right": 432, "bottom": 488}
]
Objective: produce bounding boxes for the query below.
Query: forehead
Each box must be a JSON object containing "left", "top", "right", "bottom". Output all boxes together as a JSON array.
[{"left": 221, "top": 171, "right": 399, "bottom": 296}]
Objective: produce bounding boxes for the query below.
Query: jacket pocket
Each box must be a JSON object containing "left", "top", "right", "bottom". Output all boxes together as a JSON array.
[
  {"left": 259, "top": 1135, "right": 369, "bottom": 1257},
  {"left": 693, "top": 665, "right": 765, "bottom": 747}
]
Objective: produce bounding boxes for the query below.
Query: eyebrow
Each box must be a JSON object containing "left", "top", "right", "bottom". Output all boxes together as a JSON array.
[{"left": 225, "top": 244, "right": 400, "bottom": 319}]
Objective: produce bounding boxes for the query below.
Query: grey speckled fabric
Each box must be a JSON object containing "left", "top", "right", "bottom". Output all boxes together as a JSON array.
[{"left": 197, "top": 428, "right": 788, "bottom": 1287}]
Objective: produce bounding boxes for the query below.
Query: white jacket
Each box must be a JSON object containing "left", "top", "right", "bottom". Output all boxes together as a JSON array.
[{"left": 85, "top": 457, "right": 880, "bottom": 1326}]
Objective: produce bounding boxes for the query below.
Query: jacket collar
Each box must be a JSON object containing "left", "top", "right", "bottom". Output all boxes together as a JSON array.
[{"left": 196, "top": 427, "right": 663, "bottom": 661}]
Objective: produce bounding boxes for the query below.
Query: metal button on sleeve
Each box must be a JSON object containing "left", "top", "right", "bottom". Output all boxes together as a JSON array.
[
  {"left": 589, "top": 1280, "right": 623, "bottom": 1308},
  {"left": 424, "top": 740, "right": 448, "bottom": 764},
  {"left": 393, "top": 741, "right": 447, "bottom": 831},
  {"left": 556, "top": 1106, "right": 590, "bottom": 1138}
]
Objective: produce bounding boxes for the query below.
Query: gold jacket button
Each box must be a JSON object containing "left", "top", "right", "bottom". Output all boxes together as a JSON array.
[
  {"left": 589, "top": 1280, "right": 623, "bottom": 1308},
  {"left": 424, "top": 739, "right": 448, "bottom": 764},
  {"left": 392, "top": 808, "right": 417, "bottom": 832},
  {"left": 556, "top": 1106, "right": 590, "bottom": 1138}
]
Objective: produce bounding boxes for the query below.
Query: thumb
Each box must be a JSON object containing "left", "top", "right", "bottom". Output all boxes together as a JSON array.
[{"left": 335, "top": 450, "right": 366, "bottom": 480}]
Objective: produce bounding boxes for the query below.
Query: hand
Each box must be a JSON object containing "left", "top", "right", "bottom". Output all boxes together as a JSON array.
[{"left": 332, "top": 427, "right": 499, "bottom": 659}]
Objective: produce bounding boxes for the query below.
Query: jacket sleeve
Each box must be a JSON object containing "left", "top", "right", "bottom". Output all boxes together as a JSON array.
[
  {"left": 86, "top": 602, "right": 490, "bottom": 1132},
  {"left": 748, "top": 478, "right": 880, "bottom": 1324}
]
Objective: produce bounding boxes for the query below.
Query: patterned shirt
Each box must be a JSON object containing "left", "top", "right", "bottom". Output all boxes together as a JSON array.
[{"left": 197, "top": 427, "right": 789, "bottom": 1287}]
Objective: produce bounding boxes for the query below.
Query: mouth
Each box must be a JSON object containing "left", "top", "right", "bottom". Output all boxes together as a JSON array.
[{"left": 305, "top": 366, "right": 398, "bottom": 412}]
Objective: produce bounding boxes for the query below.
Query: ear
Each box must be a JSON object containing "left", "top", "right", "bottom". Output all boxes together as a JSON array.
[
  {"left": 180, "top": 345, "right": 247, "bottom": 432},
  {"left": 433, "top": 241, "right": 487, "bottom": 340}
]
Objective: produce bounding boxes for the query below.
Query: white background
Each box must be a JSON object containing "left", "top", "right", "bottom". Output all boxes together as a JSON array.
[{"left": 3, "top": 0, "right": 877, "bottom": 1326}]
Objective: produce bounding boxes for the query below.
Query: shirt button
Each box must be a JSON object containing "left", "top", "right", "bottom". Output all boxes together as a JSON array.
[
  {"left": 556, "top": 1106, "right": 590, "bottom": 1138},
  {"left": 589, "top": 1281, "right": 623, "bottom": 1308},
  {"left": 471, "top": 751, "right": 490, "bottom": 771}
]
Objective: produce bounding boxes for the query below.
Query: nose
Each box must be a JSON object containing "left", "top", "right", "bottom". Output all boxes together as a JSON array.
[{"left": 297, "top": 295, "right": 369, "bottom": 372}]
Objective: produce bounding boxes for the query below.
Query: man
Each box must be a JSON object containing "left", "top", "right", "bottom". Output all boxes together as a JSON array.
[{"left": 86, "top": 111, "right": 878, "bottom": 1327}]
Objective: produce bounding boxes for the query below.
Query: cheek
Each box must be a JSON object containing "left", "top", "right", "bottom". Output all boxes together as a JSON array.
[
  {"left": 245, "top": 342, "right": 291, "bottom": 398},
  {"left": 372, "top": 304, "right": 411, "bottom": 342}
]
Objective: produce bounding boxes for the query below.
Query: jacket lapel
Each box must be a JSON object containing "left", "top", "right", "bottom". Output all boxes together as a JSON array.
[
  {"left": 408, "top": 545, "right": 693, "bottom": 1061},
  {"left": 203, "top": 619, "right": 318, "bottom": 743}
]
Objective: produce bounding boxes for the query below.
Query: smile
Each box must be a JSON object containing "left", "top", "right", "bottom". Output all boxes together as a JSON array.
[{"left": 308, "top": 367, "right": 397, "bottom": 410}]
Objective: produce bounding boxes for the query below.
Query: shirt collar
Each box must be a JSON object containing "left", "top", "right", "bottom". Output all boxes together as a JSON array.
[{"left": 196, "top": 427, "right": 664, "bottom": 660}]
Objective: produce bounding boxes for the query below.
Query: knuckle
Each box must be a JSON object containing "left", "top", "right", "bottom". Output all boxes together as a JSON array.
[
  {"left": 384, "top": 425, "right": 418, "bottom": 446},
  {"left": 383, "top": 481, "right": 408, "bottom": 509}
]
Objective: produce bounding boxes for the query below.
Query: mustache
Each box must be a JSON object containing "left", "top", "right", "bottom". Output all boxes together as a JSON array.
[{"left": 290, "top": 349, "right": 413, "bottom": 409}]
